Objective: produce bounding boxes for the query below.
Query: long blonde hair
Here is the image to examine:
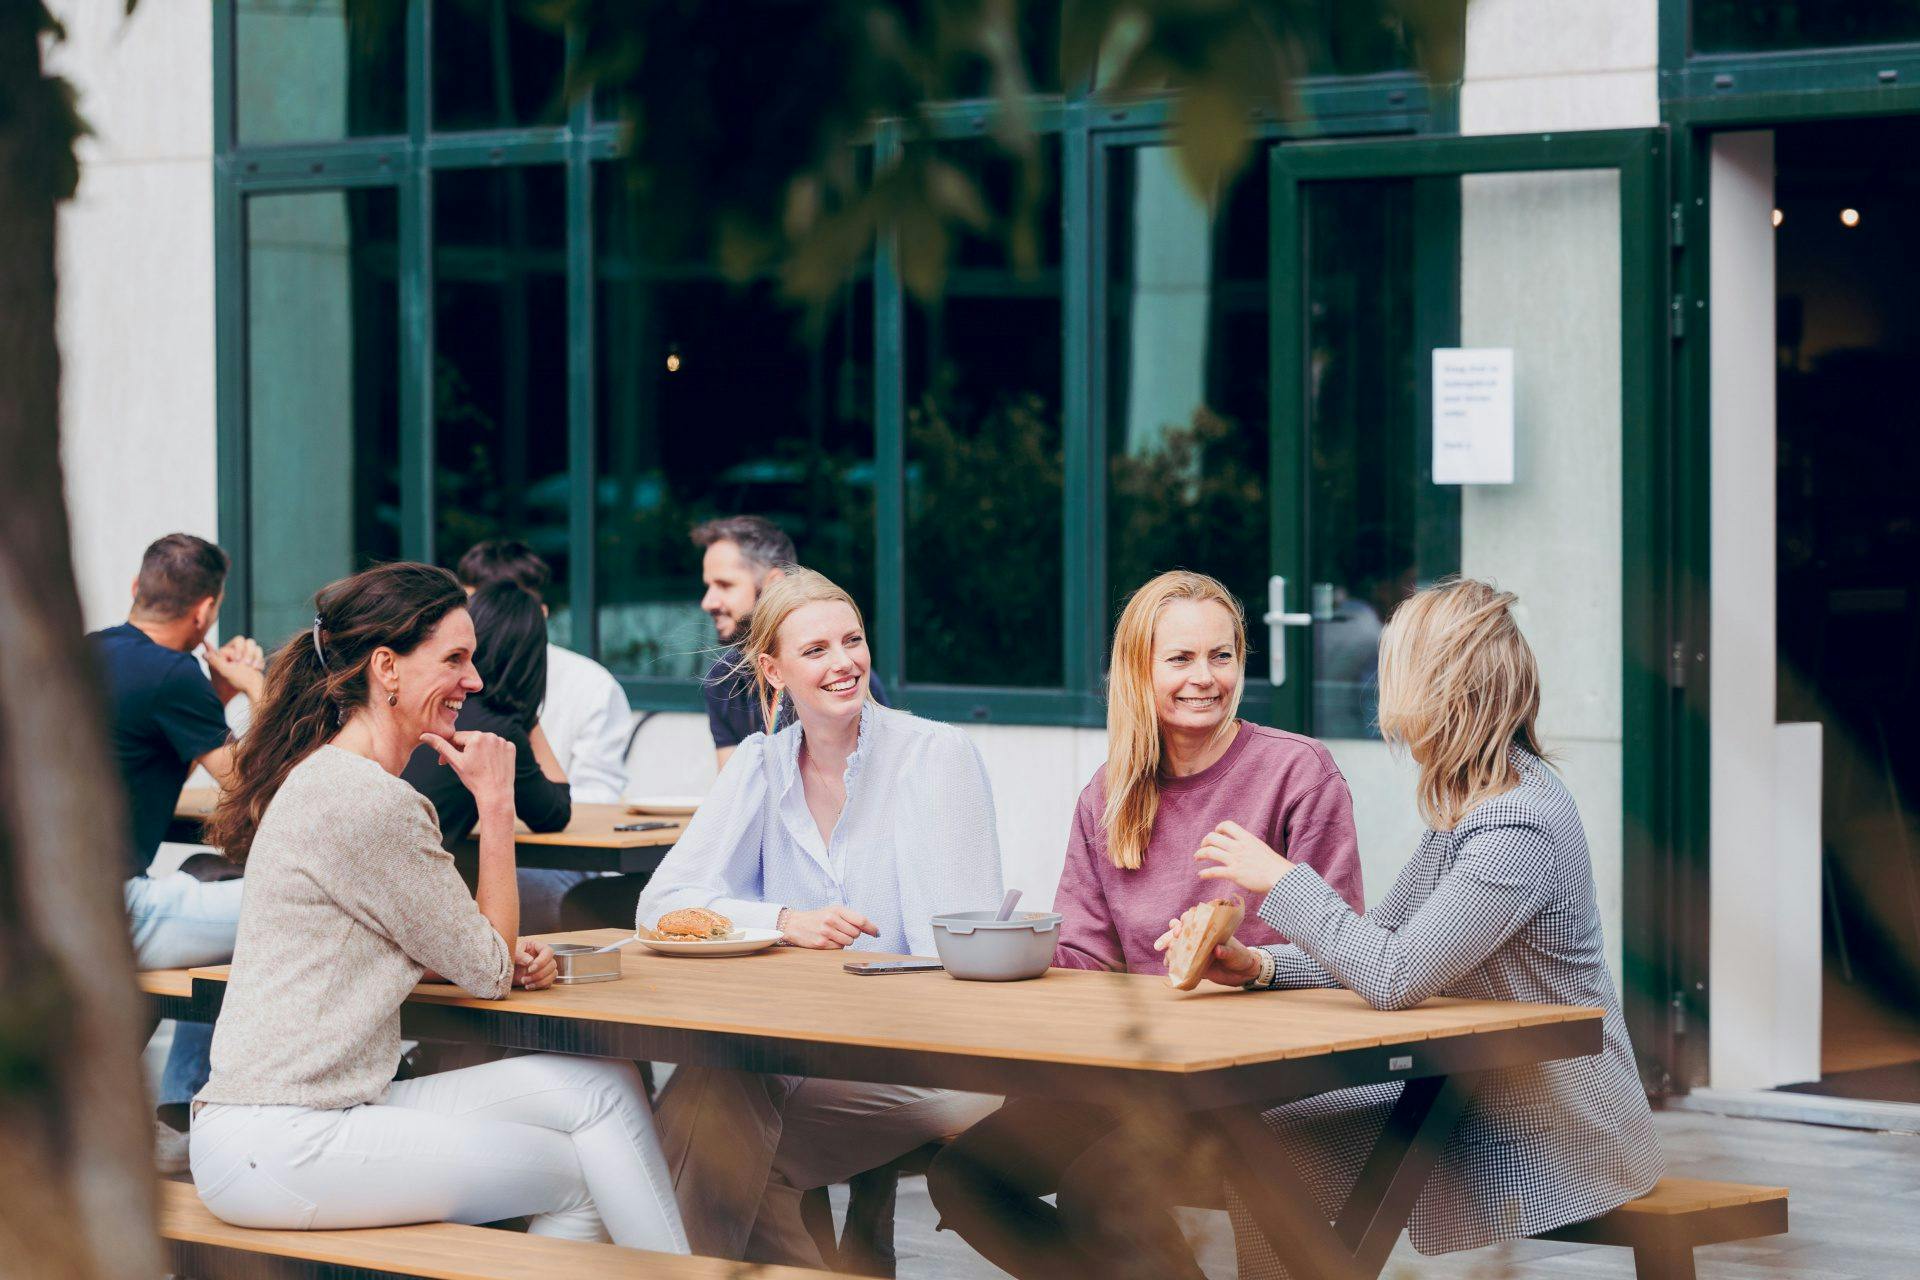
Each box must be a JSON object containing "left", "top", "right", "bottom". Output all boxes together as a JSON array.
[
  {"left": 1376, "top": 577, "right": 1547, "bottom": 830},
  {"left": 1101, "top": 571, "right": 1248, "bottom": 870},
  {"left": 736, "top": 566, "right": 871, "bottom": 734}
]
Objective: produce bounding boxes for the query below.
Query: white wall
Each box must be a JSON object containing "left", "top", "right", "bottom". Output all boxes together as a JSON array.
[
  {"left": 1460, "top": 0, "right": 1659, "bottom": 134},
  {"left": 47, "top": 2, "right": 218, "bottom": 631},
  {"left": 1706, "top": 130, "right": 1800, "bottom": 1091}
]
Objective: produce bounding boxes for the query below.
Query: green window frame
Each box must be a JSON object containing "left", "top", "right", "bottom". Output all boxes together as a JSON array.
[
  {"left": 1660, "top": 0, "right": 1920, "bottom": 109},
  {"left": 212, "top": 0, "right": 1441, "bottom": 726}
]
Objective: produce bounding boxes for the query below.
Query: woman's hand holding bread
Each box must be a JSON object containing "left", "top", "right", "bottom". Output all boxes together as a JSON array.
[
  {"left": 781, "top": 905, "right": 879, "bottom": 949},
  {"left": 1154, "top": 913, "right": 1263, "bottom": 988},
  {"left": 1193, "top": 819, "right": 1295, "bottom": 896}
]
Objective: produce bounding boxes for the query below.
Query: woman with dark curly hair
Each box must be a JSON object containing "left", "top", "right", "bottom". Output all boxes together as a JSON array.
[{"left": 192, "top": 562, "right": 685, "bottom": 1252}]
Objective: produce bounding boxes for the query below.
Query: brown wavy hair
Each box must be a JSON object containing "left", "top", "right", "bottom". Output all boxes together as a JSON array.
[{"left": 206, "top": 562, "right": 468, "bottom": 863}]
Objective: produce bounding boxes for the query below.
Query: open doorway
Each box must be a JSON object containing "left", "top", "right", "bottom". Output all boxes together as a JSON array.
[{"left": 1771, "top": 116, "right": 1920, "bottom": 1104}]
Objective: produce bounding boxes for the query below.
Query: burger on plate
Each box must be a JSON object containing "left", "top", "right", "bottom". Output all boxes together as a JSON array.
[{"left": 655, "top": 907, "right": 737, "bottom": 942}]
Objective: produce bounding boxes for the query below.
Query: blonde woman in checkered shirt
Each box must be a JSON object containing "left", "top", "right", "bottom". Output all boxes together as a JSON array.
[{"left": 1062, "top": 577, "right": 1663, "bottom": 1280}]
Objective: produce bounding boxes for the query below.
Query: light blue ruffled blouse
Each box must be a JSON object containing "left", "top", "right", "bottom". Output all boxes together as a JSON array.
[{"left": 635, "top": 702, "right": 1005, "bottom": 957}]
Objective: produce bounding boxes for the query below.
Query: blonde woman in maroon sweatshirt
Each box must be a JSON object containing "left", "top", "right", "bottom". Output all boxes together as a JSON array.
[{"left": 927, "top": 569, "right": 1364, "bottom": 1278}]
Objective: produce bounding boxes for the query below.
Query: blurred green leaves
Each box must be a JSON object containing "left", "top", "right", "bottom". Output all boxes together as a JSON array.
[{"left": 545, "top": 1, "right": 1464, "bottom": 308}]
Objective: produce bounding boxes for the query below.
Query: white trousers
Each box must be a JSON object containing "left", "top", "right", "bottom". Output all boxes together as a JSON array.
[
  {"left": 191, "top": 1054, "right": 687, "bottom": 1253},
  {"left": 656, "top": 1065, "right": 1000, "bottom": 1265}
]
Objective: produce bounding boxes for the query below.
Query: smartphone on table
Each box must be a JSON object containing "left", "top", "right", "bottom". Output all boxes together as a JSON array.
[{"left": 843, "top": 958, "right": 945, "bottom": 975}]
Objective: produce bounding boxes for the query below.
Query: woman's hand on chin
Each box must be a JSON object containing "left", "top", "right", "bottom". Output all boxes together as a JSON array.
[
  {"left": 1193, "top": 820, "right": 1296, "bottom": 897},
  {"left": 1153, "top": 917, "right": 1263, "bottom": 987},
  {"left": 780, "top": 905, "right": 879, "bottom": 949},
  {"left": 421, "top": 728, "right": 516, "bottom": 814}
]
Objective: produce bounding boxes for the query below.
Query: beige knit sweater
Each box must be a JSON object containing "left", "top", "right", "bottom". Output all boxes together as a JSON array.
[{"left": 198, "top": 745, "right": 513, "bottom": 1110}]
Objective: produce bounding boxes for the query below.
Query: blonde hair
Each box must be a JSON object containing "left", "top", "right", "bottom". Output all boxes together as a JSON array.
[
  {"left": 1376, "top": 577, "right": 1546, "bottom": 830},
  {"left": 1101, "top": 571, "right": 1247, "bottom": 870},
  {"left": 736, "top": 566, "right": 870, "bottom": 734}
]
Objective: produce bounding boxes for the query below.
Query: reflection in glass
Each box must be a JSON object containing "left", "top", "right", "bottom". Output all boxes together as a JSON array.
[
  {"left": 236, "top": 0, "right": 405, "bottom": 145},
  {"left": 593, "top": 164, "right": 875, "bottom": 679},
  {"left": 246, "top": 189, "right": 401, "bottom": 645},
  {"left": 905, "top": 139, "right": 1064, "bottom": 688},
  {"left": 432, "top": 167, "right": 570, "bottom": 619},
  {"left": 1105, "top": 145, "right": 1269, "bottom": 659},
  {"left": 1298, "top": 0, "right": 1418, "bottom": 74},
  {"left": 432, "top": 0, "right": 567, "bottom": 132},
  {"left": 1303, "top": 178, "right": 1456, "bottom": 738},
  {"left": 1694, "top": 1, "right": 1920, "bottom": 54}
]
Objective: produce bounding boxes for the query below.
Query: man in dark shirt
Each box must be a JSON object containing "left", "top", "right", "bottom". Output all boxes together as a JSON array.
[
  {"left": 89, "top": 533, "right": 264, "bottom": 1168},
  {"left": 691, "top": 515, "right": 888, "bottom": 765}
]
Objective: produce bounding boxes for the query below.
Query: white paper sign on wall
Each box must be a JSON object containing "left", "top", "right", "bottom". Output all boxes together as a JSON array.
[{"left": 1431, "top": 347, "right": 1514, "bottom": 485}]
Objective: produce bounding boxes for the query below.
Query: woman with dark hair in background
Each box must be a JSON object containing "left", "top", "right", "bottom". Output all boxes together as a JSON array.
[
  {"left": 192, "top": 562, "right": 685, "bottom": 1252},
  {"left": 401, "top": 582, "right": 574, "bottom": 930},
  {"left": 403, "top": 580, "right": 569, "bottom": 842}
]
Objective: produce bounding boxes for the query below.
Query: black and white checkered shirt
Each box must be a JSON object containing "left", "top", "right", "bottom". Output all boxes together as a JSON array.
[{"left": 1234, "top": 747, "right": 1663, "bottom": 1274}]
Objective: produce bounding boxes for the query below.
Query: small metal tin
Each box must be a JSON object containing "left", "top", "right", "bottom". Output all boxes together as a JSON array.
[{"left": 551, "top": 942, "right": 623, "bottom": 984}]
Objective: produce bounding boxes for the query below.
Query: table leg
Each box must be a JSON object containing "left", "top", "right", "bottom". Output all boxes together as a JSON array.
[
  {"left": 1331, "top": 1074, "right": 1473, "bottom": 1277},
  {"left": 1201, "top": 1072, "right": 1476, "bottom": 1280}
]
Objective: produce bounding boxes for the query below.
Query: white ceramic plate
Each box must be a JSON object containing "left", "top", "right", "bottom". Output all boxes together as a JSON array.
[
  {"left": 627, "top": 795, "right": 705, "bottom": 817},
  {"left": 634, "top": 928, "right": 783, "bottom": 957}
]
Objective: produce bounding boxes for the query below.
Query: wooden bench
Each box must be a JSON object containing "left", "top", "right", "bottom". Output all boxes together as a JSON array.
[
  {"left": 157, "top": 1178, "right": 833, "bottom": 1279},
  {"left": 138, "top": 968, "right": 198, "bottom": 1024},
  {"left": 1538, "top": 1177, "right": 1789, "bottom": 1279}
]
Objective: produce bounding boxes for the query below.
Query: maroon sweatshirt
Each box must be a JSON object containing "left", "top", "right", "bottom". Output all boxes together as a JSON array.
[{"left": 1052, "top": 721, "right": 1364, "bottom": 974}]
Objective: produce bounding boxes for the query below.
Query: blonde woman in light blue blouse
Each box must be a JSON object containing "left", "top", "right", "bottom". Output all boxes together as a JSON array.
[{"left": 638, "top": 567, "right": 1004, "bottom": 1266}]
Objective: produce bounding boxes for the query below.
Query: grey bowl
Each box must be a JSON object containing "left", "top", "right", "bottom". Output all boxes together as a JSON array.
[{"left": 931, "top": 910, "right": 1062, "bottom": 981}]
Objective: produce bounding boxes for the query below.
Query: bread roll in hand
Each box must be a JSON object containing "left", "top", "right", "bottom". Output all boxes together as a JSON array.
[{"left": 1163, "top": 897, "right": 1245, "bottom": 991}]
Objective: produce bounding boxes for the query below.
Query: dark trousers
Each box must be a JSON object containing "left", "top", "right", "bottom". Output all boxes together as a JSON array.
[{"left": 928, "top": 1098, "right": 1207, "bottom": 1280}]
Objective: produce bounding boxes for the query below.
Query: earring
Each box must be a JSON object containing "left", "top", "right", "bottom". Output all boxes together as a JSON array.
[{"left": 387, "top": 691, "right": 398, "bottom": 707}]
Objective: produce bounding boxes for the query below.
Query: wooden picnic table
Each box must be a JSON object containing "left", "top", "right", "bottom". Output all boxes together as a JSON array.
[
  {"left": 171, "top": 787, "right": 684, "bottom": 875},
  {"left": 188, "top": 927, "right": 1605, "bottom": 1280}
]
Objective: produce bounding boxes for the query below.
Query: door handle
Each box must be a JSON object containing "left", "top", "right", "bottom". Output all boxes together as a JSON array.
[{"left": 1264, "top": 575, "right": 1313, "bottom": 687}]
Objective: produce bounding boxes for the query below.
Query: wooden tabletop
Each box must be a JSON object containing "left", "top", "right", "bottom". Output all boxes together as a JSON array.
[
  {"left": 190, "top": 928, "right": 1604, "bottom": 1109},
  {"left": 173, "top": 789, "right": 683, "bottom": 873}
]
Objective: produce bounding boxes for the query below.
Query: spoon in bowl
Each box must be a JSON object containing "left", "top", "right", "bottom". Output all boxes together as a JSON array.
[{"left": 994, "top": 888, "right": 1023, "bottom": 922}]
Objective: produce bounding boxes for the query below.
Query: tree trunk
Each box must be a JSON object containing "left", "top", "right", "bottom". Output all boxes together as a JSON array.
[{"left": 0, "top": 6, "right": 164, "bottom": 1276}]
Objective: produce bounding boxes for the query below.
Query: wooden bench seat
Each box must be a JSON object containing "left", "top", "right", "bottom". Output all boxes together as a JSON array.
[
  {"left": 1537, "top": 1177, "right": 1789, "bottom": 1279},
  {"left": 157, "top": 1178, "right": 832, "bottom": 1279}
]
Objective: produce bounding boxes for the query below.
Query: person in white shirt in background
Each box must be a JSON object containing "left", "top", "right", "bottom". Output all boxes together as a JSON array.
[{"left": 455, "top": 540, "right": 633, "bottom": 931}]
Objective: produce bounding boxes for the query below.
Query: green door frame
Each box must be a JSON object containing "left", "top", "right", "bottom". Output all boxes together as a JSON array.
[
  {"left": 1659, "top": 74, "right": 1920, "bottom": 1092},
  {"left": 1269, "top": 129, "right": 1682, "bottom": 1092}
]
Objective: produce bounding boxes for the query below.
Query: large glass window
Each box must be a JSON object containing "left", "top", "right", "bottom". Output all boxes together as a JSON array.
[
  {"left": 432, "top": 0, "right": 568, "bottom": 131},
  {"left": 904, "top": 138, "right": 1065, "bottom": 689},
  {"left": 592, "top": 164, "right": 876, "bottom": 679},
  {"left": 432, "top": 166, "right": 570, "bottom": 616},
  {"left": 1301, "top": 177, "right": 1452, "bottom": 738},
  {"left": 1693, "top": 1, "right": 1920, "bottom": 55},
  {"left": 1104, "top": 145, "right": 1270, "bottom": 640},
  {"left": 236, "top": 1, "right": 406, "bottom": 145},
  {"left": 221, "top": 3, "right": 1440, "bottom": 720},
  {"left": 245, "top": 188, "right": 401, "bottom": 644}
]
